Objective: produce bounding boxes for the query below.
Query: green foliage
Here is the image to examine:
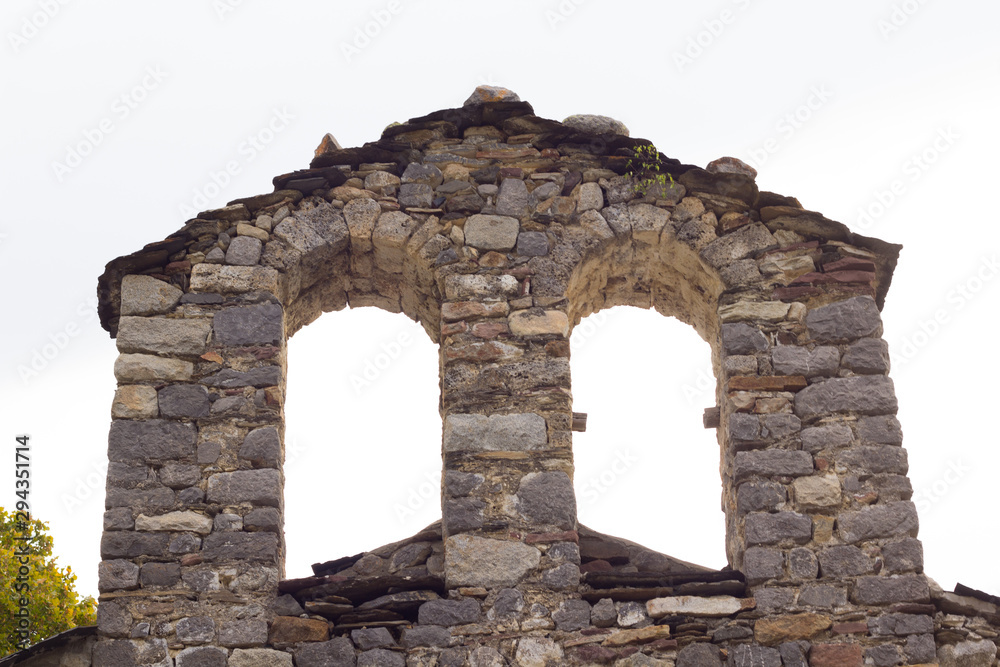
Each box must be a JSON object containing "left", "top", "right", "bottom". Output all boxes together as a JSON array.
[
  {"left": 625, "top": 143, "right": 676, "bottom": 197},
  {"left": 0, "top": 508, "right": 96, "bottom": 656}
]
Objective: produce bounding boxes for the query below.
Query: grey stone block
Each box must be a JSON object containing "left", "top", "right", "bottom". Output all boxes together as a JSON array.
[
  {"left": 795, "top": 376, "right": 897, "bottom": 419},
  {"left": 736, "top": 480, "right": 787, "bottom": 514},
  {"left": 464, "top": 214, "right": 520, "bottom": 251},
  {"left": 904, "top": 633, "right": 936, "bottom": 664},
  {"left": 352, "top": 627, "right": 395, "bottom": 650},
  {"left": 105, "top": 486, "right": 175, "bottom": 512},
  {"left": 552, "top": 599, "right": 591, "bottom": 631},
  {"left": 400, "top": 625, "right": 451, "bottom": 649},
  {"left": 869, "top": 613, "right": 933, "bottom": 636},
  {"left": 207, "top": 469, "right": 280, "bottom": 506},
  {"left": 92, "top": 640, "right": 137, "bottom": 666},
  {"left": 178, "top": 486, "right": 205, "bottom": 504},
  {"left": 547, "top": 542, "right": 580, "bottom": 564},
  {"left": 883, "top": 537, "right": 923, "bottom": 573},
  {"left": 745, "top": 511, "right": 812, "bottom": 545},
  {"left": 729, "top": 645, "right": 781, "bottom": 667},
  {"left": 198, "top": 441, "right": 222, "bottom": 464},
  {"left": 176, "top": 616, "right": 215, "bottom": 644},
  {"left": 817, "top": 545, "right": 873, "bottom": 577},
  {"left": 230, "top": 648, "right": 294, "bottom": 667},
  {"left": 771, "top": 345, "right": 839, "bottom": 377},
  {"left": 417, "top": 599, "right": 480, "bottom": 626},
  {"left": 239, "top": 426, "right": 281, "bottom": 468},
  {"left": 104, "top": 507, "right": 135, "bottom": 531},
  {"left": 761, "top": 414, "right": 802, "bottom": 439},
  {"left": 515, "top": 471, "right": 576, "bottom": 529},
  {"left": 779, "top": 642, "right": 808, "bottom": 667},
  {"left": 843, "top": 338, "right": 890, "bottom": 374},
  {"left": 273, "top": 203, "right": 350, "bottom": 287},
  {"left": 700, "top": 222, "right": 775, "bottom": 269},
  {"left": 213, "top": 303, "right": 283, "bottom": 346},
  {"left": 590, "top": 598, "right": 616, "bottom": 628},
  {"left": 617, "top": 600, "right": 649, "bottom": 627},
  {"left": 852, "top": 575, "right": 930, "bottom": 605},
  {"left": 158, "top": 463, "right": 202, "bottom": 489},
  {"left": 858, "top": 415, "right": 903, "bottom": 445},
  {"left": 219, "top": 619, "right": 268, "bottom": 648},
  {"left": 226, "top": 235, "right": 263, "bottom": 265},
  {"left": 101, "top": 533, "right": 170, "bottom": 559},
  {"left": 158, "top": 384, "right": 211, "bottom": 419},
  {"left": 272, "top": 594, "right": 304, "bottom": 618},
  {"left": 788, "top": 547, "right": 819, "bottom": 579},
  {"left": 798, "top": 584, "right": 847, "bottom": 608},
  {"left": 496, "top": 177, "right": 529, "bottom": 217},
  {"left": 443, "top": 497, "right": 485, "bottom": 533},
  {"left": 96, "top": 599, "right": 132, "bottom": 637},
  {"left": 399, "top": 183, "right": 433, "bottom": 208},
  {"left": 517, "top": 231, "right": 549, "bottom": 256},
  {"left": 176, "top": 646, "right": 228, "bottom": 667},
  {"left": 120, "top": 274, "right": 183, "bottom": 316},
  {"left": 735, "top": 450, "right": 813, "bottom": 480},
  {"left": 169, "top": 534, "right": 202, "bottom": 554},
  {"left": 201, "top": 533, "right": 279, "bottom": 562},
  {"left": 743, "top": 547, "right": 784, "bottom": 584},
  {"left": 837, "top": 445, "right": 907, "bottom": 474},
  {"left": 801, "top": 423, "right": 853, "bottom": 452},
  {"left": 108, "top": 419, "right": 197, "bottom": 462},
  {"left": 401, "top": 162, "right": 443, "bottom": 187},
  {"left": 864, "top": 644, "right": 901, "bottom": 667},
  {"left": 443, "top": 413, "right": 547, "bottom": 452},
  {"left": 722, "top": 322, "right": 769, "bottom": 355},
  {"left": 491, "top": 588, "right": 524, "bottom": 618},
  {"left": 358, "top": 648, "right": 404, "bottom": 667},
  {"left": 116, "top": 316, "right": 212, "bottom": 356},
  {"left": 838, "top": 502, "right": 919, "bottom": 543},
  {"left": 203, "top": 365, "right": 282, "bottom": 388},
  {"left": 444, "top": 471, "right": 483, "bottom": 497},
  {"left": 107, "top": 462, "right": 154, "bottom": 489},
  {"left": 140, "top": 562, "right": 180, "bottom": 588},
  {"left": 244, "top": 507, "right": 281, "bottom": 533},
  {"left": 713, "top": 625, "right": 754, "bottom": 641},
  {"left": 806, "top": 296, "right": 882, "bottom": 342},
  {"left": 676, "top": 642, "right": 723, "bottom": 667},
  {"left": 729, "top": 413, "right": 760, "bottom": 441},
  {"left": 754, "top": 587, "right": 795, "bottom": 613},
  {"left": 98, "top": 559, "right": 139, "bottom": 592}
]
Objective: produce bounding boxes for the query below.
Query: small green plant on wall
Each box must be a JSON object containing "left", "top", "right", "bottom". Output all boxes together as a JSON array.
[{"left": 626, "top": 144, "right": 676, "bottom": 198}]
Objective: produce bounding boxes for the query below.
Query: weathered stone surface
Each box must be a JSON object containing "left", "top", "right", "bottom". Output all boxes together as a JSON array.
[
  {"left": 851, "top": 575, "right": 929, "bottom": 604},
  {"left": 869, "top": 613, "right": 933, "bottom": 636},
  {"left": 115, "top": 353, "right": 194, "bottom": 382},
  {"left": 788, "top": 547, "right": 819, "bottom": 579},
  {"left": 98, "top": 559, "right": 139, "bottom": 591},
  {"left": 444, "top": 274, "right": 519, "bottom": 299},
  {"left": 207, "top": 469, "right": 281, "bottom": 506},
  {"left": 270, "top": 616, "right": 329, "bottom": 644},
  {"left": 176, "top": 646, "right": 228, "bottom": 667},
  {"left": 817, "top": 545, "right": 872, "bottom": 577},
  {"left": 937, "top": 639, "right": 998, "bottom": 667},
  {"left": 806, "top": 296, "right": 881, "bottom": 343},
  {"left": 647, "top": 595, "right": 751, "bottom": 618},
  {"left": 882, "top": 538, "right": 923, "bottom": 573},
  {"left": 793, "top": 475, "right": 841, "bottom": 508},
  {"left": 226, "top": 235, "right": 263, "bottom": 265},
  {"left": 274, "top": 203, "right": 350, "bottom": 280},
  {"left": 735, "top": 450, "right": 813, "bottom": 479},
  {"left": 772, "top": 345, "right": 839, "bottom": 377},
  {"left": 754, "top": 613, "right": 831, "bottom": 645},
  {"left": 117, "top": 317, "right": 212, "bottom": 356},
  {"left": 135, "top": 511, "right": 212, "bottom": 534},
  {"left": 140, "top": 561, "right": 180, "bottom": 587},
  {"left": 398, "top": 183, "right": 433, "bottom": 209},
  {"left": 809, "top": 643, "right": 863, "bottom": 667},
  {"left": 795, "top": 376, "right": 897, "bottom": 418},
  {"left": 729, "top": 645, "right": 781, "bottom": 667},
  {"left": 358, "top": 648, "right": 405, "bottom": 667},
  {"left": 444, "top": 535, "right": 540, "bottom": 587},
  {"left": 676, "top": 642, "right": 723, "bottom": 667},
  {"left": 515, "top": 471, "right": 575, "bottom": 528},
  {"left": 244, "top": 507, "right": 280, "bottom": 533},
  {"left": 112, "top": 385, "right": 159, "bottom": 419},
  {"left": 736, "top": 480, "right": 787, "bottom": 514},
  {"left": 858, "top": 415, "right": 903, "bottom": 445},
  {"left": 239, "top": 426, "right": 281, "bottom": 468},
  {"left": 516, "top": 231, "right": 549, "bottom": 256},
  {"left": 121, "top": 274, "right": 183, "bottom": 316},
  {"left": 701, "top": 222, "right": 775, "bottom": 268},
  {"left": 508, "top": 309, "right": 569, "bottom": 336},
  {"left": 295, "top": 637, "right": 356, "bottom": 667},
  {"left": 798, "top": 585, "right": 846, "bottom": 608},
  {"left": 157, "top": 384, "right": 211, "bottom": 419},
  {"left": 746, "top": 511, "right": 812, "bottom": 545},
  {"left": 418, "top": 599, "right": 480, "bottom": 626},
  {"left": 722, "top": 323, "right": 769, "bottom": 355},
  {"left": 743, "top": 547, "right": 784, "bottom": 584},
  {"left": 837, "top": 446, "right": 907, "bottom": 474},
  {"left": 190, "top": 264, "right": 280, "bottom": 295},
  {"left": 213, "top": 303, "right": 283, "bottom": 346},
  {"left": 719, "top": 300, "right": 791, "bottom": 323},
  {"left": 842, "top": 338, "right": 890, "bottom": 374},
  {"left": 801, "top": 423, "right": 853, "bottom": 453},
  {"left": 400, "top": 625, "right": 451, "bottom": 649},
  {"left": 108, "top": 419, "right": 197, "bottom": 462},
  {"left": 563, "top": 113, "right": 629, "bottom": 136},
  {"left": 401, "top": 162, "right": 443, "bottom": 187},
  {"left": 496, "top": 178, "right": 529, "bottom": 218},
  {"left": 515, "top": 636, "right": 563, "bottom": 667},
  {"left": 229, "top": 648, "right": 294, "bottom": 667},
  {"left": 372, "top": 210, "right": 419, "bottom": 272},
  {"left": 443, "top": 413, "right": 547, "bottom": 452},
  {"left": 203, "top": 365, "right": 282, "bottom": 388},
  {"left": 464, "top": 214, "right": 520, "bottom": 251},
  {"left": 577, "top": 181, "right": 604, "bottom": 211},
  {"left": 837, "top": 502, "right": 918, "bottom": 543}
]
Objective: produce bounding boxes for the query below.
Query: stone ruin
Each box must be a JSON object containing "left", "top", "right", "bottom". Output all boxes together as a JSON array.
[{"left": 9, "top": 86, "right": 1000, "bottom": 666}]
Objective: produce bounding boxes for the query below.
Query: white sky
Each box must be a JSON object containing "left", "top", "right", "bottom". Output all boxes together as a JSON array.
[{"left": 1, "top": 0, "right": 998, "bottom": 601}]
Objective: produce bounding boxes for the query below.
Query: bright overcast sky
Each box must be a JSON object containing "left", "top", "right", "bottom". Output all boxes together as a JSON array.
[{"left": 1, "top": 0, "right": 998, "bottom": 600}]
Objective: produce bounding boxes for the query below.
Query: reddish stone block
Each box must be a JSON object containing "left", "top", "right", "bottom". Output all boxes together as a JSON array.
[
  {"left": 773, "top": 285, "right": 822, "bottom": 301},
  {"left": 164, "top": 260, "right": 191, "bottom": 275},
  {"left": 441, "top": 321, "right": 468, "bottom": 336},
  {"left": 822, "top": 257, "right": 877, "bottom": 273},
  {"left": 541, "top": 148, "right": 560, "bottom": 158},
  {"left": 471, "top": 321, "right": 509, "bottom": 339},
  {"left": 727, "top": 376, "right": 808, "bottom": 392},
  {"left": 809, "top": 643, "right": 863, "bottom": 667},
  {"left": 790, "top": 270, "right": 875, "bottom": 285},
  {"left": 721, "top": 214, "right": 752, "bottom": 232},
  {"left": 580, "top": 560, "right": 613, "bottom": 573},
  {"left": 545, "top": 340, "right": 570, "bottom": 357},
  {"left": 498, "top": 167, "right": 523, "bottom": 179},
  {"left": 831, "top": 621, "right": 868, "bottom": 635},
  {"left": 441, "top": 301, "right": 508, "bottom": 321}
]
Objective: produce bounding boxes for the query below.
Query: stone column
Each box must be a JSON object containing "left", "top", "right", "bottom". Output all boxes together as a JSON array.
[{"left": 438, "top": 269, "right": 579, "bottom": 592}]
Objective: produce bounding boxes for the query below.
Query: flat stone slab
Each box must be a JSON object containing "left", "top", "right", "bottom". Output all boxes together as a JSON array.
[
  {"left": 444, "top": 535, "right": 540, "bottom": 588},
  {"left": 647, "top": 595, "right": 754, "bottom": 618},
  {"left": 443, "top": 413, "right": 547, "bottom": 452}
]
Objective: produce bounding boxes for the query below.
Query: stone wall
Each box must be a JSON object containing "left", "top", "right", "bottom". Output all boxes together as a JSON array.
[{"left": 80, "top": 86, "right": 1000, "bottom": 666}]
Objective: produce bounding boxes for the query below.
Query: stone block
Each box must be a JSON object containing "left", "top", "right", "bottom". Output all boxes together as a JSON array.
[
  {"left": 516, "top": 471, "right": 576, "bottom": 529},
  {"left": 809, "top": 643, "right": 863, "bottom": 667},
  {"left": 788, "top": 547, "right": 819, "bottom": 579},
  {"left": 401, "top": 162, "right": 443, "bottom": 187},
  {"left": 515, "top": 637, "right": 563, "bottom": 666},
  {"left": 117, "top": 317, "right": 212, "bottom": 356},
  {"left": 852, "top": 575, "right": 930, "bottom": 604},
  {"left": 858, "top": 415, "right": 903, "bottom": 445},
  {"left": 444, "top": 471, "right": 483, "bottom": 497},
  {"left": 190, "top": 263, "right": 280, "bottom": 295},
  {"left": 201, "top": 532, "right": 279, "bottom": 562},
  {"left": 542, "top": 562, "right": 580, "bottom": 590},
  {"left": 98, "top": 559, "right": 139, "bottom": 592},
  {"left": 551, "top": 599, "right": 590, "bottom": 631},
  {"left": 213, "top": 303, "right": 283, "bottom": 346},
  {"left": 104, "top": 507, "right": 134, "bottom": 531},
  {"left": 157, "top": 384, "right": 211, "bottom": 419},
  {"left": 373, "top": 210, "right": 419, "bottom": 272},
  {"left": 771, "top": 345, "right": 839, "bottom": 377},
  {"left": 203, "top": 365, "right": 282, "bottom": 388},
  {"left": 112, "top": 385, "right": 159, "bottom": 419},
  {"left": 176, "top": 646, "right": 228, "bottom": 667},
  {"left": 358, "top": 648, "right": 405, "bottom": 667},
  {"left": 798, "top": 585, "right": 847, "bottom": 608},
  {"left": 735, "top": 450, "right": 813, "bottom": 480},
  {"left": 578, "top": 182, "right": 604, "bottom": 211},
  {"left": 754, "top": 612, "right": 831, "bottom": 645},
  {"left": 343, "top": 197, "right": 382, "bottom": 252},
  {"left": 464, "top": 214, "right": 520, "bottom": 251},
  {"left": 399, "top": 182, "right": 433, "bottom": 209},
  {"left": 135, "top": 511, "right": 212, "bottom": 534},
  {"left": 495, "top": 178, "right": 529, "bottom": 217},
  {"left": 105, "top": 486, "right": 175, "bottom": 512},
  {"left": 676, "top": 642, "right": 723, "bottom": 666},
  {"left": 176, "top": 616, "right": 216, "bottom": 644},
  {"left": 837, "top": 501, "right": 918, "bottom": 543},
  {"left": 101, "top": 532, "right": 170, "bottom": 559},
  {"left": 794, "top": 376, "right": 897, "bottom": 419},
  {"left": 245, "top": 507, "right": 281, "bottom": 533},
  {"left": 444, "top": 535, "right": 540, "bottom": 588},
  {"left": 722, "top": 322, "right": 769, "bottom": 354},
  {"left": 239, "top": 426, "right": 281, "bottom": 468},
  {"left": 120, "top": 274, "right": 183, "bottom": 316},
  {"left": 273, "top": 203, "right": 350, "bottom": 285},
  {"left": 115, "top": 353, "right": 194, "bottom": 382},
  {"left": 351, "top": 627, "right": 395, "bottom": 650},
  {"left": 801, "top": 423, "right": 853, "bottom": 452},
  {"left": 805, "top": 296, "right": 881, "bottom": 343},
  {"left": 700, "top": 222, "right": 776, "bottom": 268},
  {"left": 647, "top": 595, "right": 751, "bottom": 617},
  {"left": 719, "top": 300, "right": 791, "bottom": 323},
  {"left": 882, "top": 537, "right": 923, "bottom": 573},
  {"left": 92, "top": 640, "right": 137, "bottom": 666},
  {"left": 229, "top": 648, "right": 294, "bottom": 667},
  {"left": 270, "top": 616, "right": 329, "bottom": 643},
  {"left": 761, "top": 414, "right": 802, "bottom": 439},
  {"left": 508, "top": 309, "right": 568, "bottom": 336},
  {"left": 905, "top": 633, "right": 936, "bottom": 664},
  {"left": 869, "top": 613, "right": 933, "bottom": 636},
  {"left": 842, "top": 338, "right": 890, "bottom": 374},
  {"left": 444, "top": 274, "right": 519, "bottom": 299},
  {"left": 837, "top": 446, "right": 907, "bottom": 474},
  {"left": 817, "top": 545, "right": 873, "bottom": 577},
  {"left": 140, "top": 562, "right": 180, "bottom": 587},
  {"left": 443, "top": 413, "right": 546, "bottom": 452},
  {"left": 792, "top": 475, "right": 841, "bottom": 508},
  {"left": 108, "top": 419, "right": 197, "bottom": 462},
  {"left": 745, "top": 511, "right": 812, "bottom": 545},
  {"left": 729, "top": 645, "right": 781, "bottom": 667},
  {"left": 219, "top": 620, "right": 269, "bottom": 648},
  {"left": 207, "top": 469, "right": 281, "bottom": 506},
  {"left": 743, "top": 547, "right": 784, "bottom": 584},
  {"left": 736, "top": 480, "right": 787, "bottom": 514},
  {"left": 400, "top": 625, "right": 451, "bottom": 649},
  {"left": 937, "top": 640, "right": 997, "bottom": 667},
  {"left": 418, "top": 599, "right": 481, "bottom": 626},
  {"left": 159, "top": 463, "right": 201, "bottom": 489},
  {"left": 443, "top": 497, "right": 485, "bottom": 533},
  {"left": 729, "top": 413, "right": 760, "bottom": 440},
  {"left": 226, "top": 235, "right": 263, "bottom": 265}
]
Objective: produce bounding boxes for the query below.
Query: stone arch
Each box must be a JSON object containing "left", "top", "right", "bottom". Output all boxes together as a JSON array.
[{"left": 88, "top": 88, "right": 995, "bottom": 667}]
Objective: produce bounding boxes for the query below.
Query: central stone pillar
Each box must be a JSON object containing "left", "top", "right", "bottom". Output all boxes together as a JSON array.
[{"left": 437, "top": 271, "right": 578, "bottom": 591}]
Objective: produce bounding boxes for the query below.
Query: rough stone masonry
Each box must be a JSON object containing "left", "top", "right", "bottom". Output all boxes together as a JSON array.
[{"left": 16, "top": 86, "right": 994, "bottom": 666}]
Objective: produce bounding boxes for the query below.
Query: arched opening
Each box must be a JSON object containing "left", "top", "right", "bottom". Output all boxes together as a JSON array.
[
  {"left": 571, "top": 306, "right": 727, "bottom": 570},
  {"left": 282, "top": 306, "right": 441, "bottom": 580}
]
